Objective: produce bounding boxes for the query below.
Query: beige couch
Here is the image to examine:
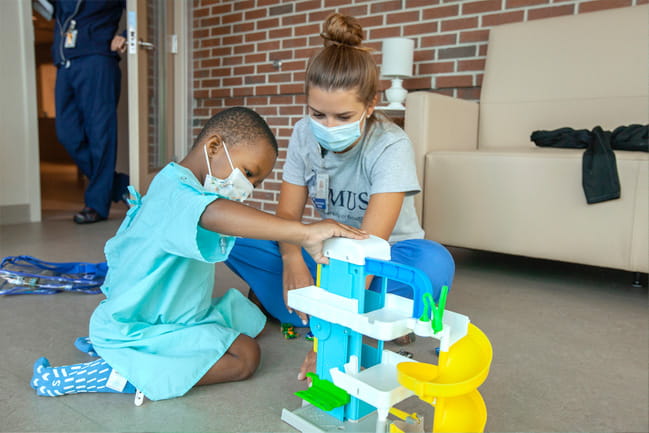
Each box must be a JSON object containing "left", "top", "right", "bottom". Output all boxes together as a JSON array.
[{"left": 405, "top": 5, "right": 648, "bottom": 273}]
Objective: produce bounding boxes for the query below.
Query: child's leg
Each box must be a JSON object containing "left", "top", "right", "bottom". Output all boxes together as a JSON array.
[
  {"left": 195, "top": 334, "right": 261, "bottom": 386},
  {"left": 31, "top": 357, "right": 135, "bottom": 397}
]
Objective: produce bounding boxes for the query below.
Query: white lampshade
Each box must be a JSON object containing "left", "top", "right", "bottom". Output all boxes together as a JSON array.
[{"left": 381, "top": 37, "right": 414, "bottom": 78}]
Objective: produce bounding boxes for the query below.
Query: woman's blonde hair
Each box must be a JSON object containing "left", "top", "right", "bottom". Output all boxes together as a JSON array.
[{"left": 305, "top": 13, "right": 378, "bottom": 108}]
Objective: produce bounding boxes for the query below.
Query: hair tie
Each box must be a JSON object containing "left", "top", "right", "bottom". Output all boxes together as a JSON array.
[{"left": 320, "top": 33, "right": 374, "bottom": 52}]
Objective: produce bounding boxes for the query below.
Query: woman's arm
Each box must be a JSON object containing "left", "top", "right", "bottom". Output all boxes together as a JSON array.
[{"left": 361, "top": 191, "right": 405, "bottom": 240}]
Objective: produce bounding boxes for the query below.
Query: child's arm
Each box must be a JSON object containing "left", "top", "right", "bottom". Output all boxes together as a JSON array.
[{"left": 199, "top": 199, "right": 367, "bottom": 264}]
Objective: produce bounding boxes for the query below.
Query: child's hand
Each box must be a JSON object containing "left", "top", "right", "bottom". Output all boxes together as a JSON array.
[{"left": 301, "top": 219, "right": 368, "bottom": 264}]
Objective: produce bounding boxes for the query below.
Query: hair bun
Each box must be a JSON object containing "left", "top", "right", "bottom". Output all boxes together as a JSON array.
[{"left": 321, "top": 13, "right": 364, "bottom": 48}]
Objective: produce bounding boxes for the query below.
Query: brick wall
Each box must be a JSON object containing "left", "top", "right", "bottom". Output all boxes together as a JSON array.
[{"left": 190, "top": 0, "right": 646, "bottom": 217}]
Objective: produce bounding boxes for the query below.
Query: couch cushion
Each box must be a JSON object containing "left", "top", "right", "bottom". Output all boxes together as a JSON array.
[
  {"left": 421, "top": 148, "right": 647, "bottom": 271},
  {"left": 479, "top": 5, "right": 649, "bottom": 150}
]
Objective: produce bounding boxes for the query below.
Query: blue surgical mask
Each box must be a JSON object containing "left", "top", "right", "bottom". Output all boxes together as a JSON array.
[
  {"left": 308, "top": 111, "right": 366, "bottom": 152},
  {"left": 203, "top": 142, "right": 254, "bottom": 202}
]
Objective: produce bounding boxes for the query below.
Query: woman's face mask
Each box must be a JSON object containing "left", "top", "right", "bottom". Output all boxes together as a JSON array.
[
  {"left": 308, "top": 111, "right": 366, "bottom": 153},
  {"left": 203, "top": 142, "right": 254, "bottom": 202}
]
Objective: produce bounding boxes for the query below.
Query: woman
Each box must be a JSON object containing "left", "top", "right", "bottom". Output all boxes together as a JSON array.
[{"left": 225, "top": 13, "right": 455, "bottom": 377}]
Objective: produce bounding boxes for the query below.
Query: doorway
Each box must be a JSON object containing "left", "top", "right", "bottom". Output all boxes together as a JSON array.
[{"left": 32, "top": 11, "right": 130, "bottom": 222}]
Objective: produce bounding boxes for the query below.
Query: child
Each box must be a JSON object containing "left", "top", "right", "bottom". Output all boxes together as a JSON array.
[{"left": 30, "top": 107, "right": 367, "bottom": 401}]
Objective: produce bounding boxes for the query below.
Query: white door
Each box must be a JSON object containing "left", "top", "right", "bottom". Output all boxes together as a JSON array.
[{"left": 125, "top": 0, "right": 189, "bottom": 193}]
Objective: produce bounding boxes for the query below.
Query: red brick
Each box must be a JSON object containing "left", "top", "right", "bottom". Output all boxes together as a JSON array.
[
  {"left": 528, "top": 5, "right": 575, "bottom": 20},
  {"left": 359, "top": 15, "right": 384, "bottom": 28},
  {"left": 458, "top": 58, "right": 486, "bottom": 71},
  {"left": 460, "top": 29, "right": 489, "bottom": 43},
  {"left": 209, "top": 4, "right": 232, "bottom": 15},
  {"left": 405, "top": 22, "right": 439, "bottom": 36},
  {"left": 481, "top": 10, "right": 525, "bottom": 27},
  {"left": 210, "top": 87, "right": 231, "bottom": 98},
  {"left": 233, "top": 0, "right": 255, "bottom": 11},
  {"left": 282, "top": 13, "right": 308, "bottom": 26},
  {"left": 222, "top": 12, "right": 242, "bottom": 24},
  {"left": 222, "top": 56, "right": 244, "bottom": 66},
  {"left": 413, "top": 49, "right": 436, "bottom": 62},
  {"left": 387, "top": 10, "right": 420, "bottom": 24},
  {"left": 421, "top": 34, "right": 457, "bottom": 47},
  {"left": 233, "top": 22, "right": 254, "bottom": 33},
  {"left": 210, "top": 68, "right": 232, "bottom": 77},
  {"left": 245, "top": 53, "right": 266, "bottom": 64},
  {"left": 201, "top": 17, "right": 222, "bottom": 29},
  {"left": 436, "top": 75, "right": 473, "bottom": 88},
  {"left": 505, "top": 0, "right": 549, "bottom": 7},
  {"left": 338, "top": 5, "right": 369, "bottom": 17},
  {"left": 403, "top": 77, "right": 433, "bottom": 90},
  {"left": 457, "top": 87, "right": 481, "bottom": 101},
  {"left": 256, "top": 18, "right": 280, "bottom": 30},
  {"left": 418, "top": 61, "right": 454, "bottom": 74},
  {"left": 369, "top": 26, "right": 402, "bottom": 40},
  {"left": 269, "top": 28, "right": 292, "bottom": 39},
  {"left": 283, "top": 38, "right": 308, "bottom": 49},
  {"left": 441, "top": 16, "right": 479, "bottom": 31},
  {"left": 578, "top": 0, "right": 632, "bottom": 13},
  {"left": 233, "top": 87, "right": 255, "bottom": 97},
  {"left": 406, "top": 0, "right": 440, "bottom": 6},
  {"left": 371, "top": 1, "right": 403, "bottom": 13},
  {"left": 234, "top": 44, "right": 255, "bottom": 54},
  {"left": 462, "top": 0, "right": 501, "bottom": 14},
  {"left": 245, "top": 9, "right": 266, "bottom": 20},
  {"left": 224, "top": 77, "right": 243, "bottom": 86},
  {"left": 422, "top": 4, "right": 459, "bottom": 20},
  {"left": 257, "top": 40, "right": 281, "bottom": 52},
  {"left": 233, "top": 65, "right": 255, "bottom": 75},
  {"left": 295, "top": 23, "right": 320, "bottom": 36},
  {"left": 280, "top": 84, "right": 304, "bottom": 94},
  {"left": 245, "top": 31, "right": 267, "bottom": 43},
  {"left": 296, "top": 0, "right": 322, "bottom": 12}
]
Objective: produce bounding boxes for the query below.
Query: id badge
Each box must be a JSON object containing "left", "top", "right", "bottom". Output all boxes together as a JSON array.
[
  {"left": 64, "top": 29, "right": 78, "bottom": 48},
  {"left": 312, "top": 172, "right": 329, "bottom": 212}
]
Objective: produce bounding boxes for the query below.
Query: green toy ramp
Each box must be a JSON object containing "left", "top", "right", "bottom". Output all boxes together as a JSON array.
[{"left": 295, "top": 373, "right": 350, "bottom": 412}]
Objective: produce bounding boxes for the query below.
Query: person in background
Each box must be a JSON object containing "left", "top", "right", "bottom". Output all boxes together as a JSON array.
[
  {"left": 224, "top": 13, "right": 456, "bottom": 381},
  {"left": 51, "top": 0, "right": 129, "bottom": 223}
]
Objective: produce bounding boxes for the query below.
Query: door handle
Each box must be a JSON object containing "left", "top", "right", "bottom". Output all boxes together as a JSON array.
[{"left": 138, "top": 40, "right": 155, "bottom": 50}]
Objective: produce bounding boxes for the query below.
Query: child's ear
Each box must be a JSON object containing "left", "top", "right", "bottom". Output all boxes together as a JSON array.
[{"left": 204, "top": 134, "right": 224, "bottom": 158}]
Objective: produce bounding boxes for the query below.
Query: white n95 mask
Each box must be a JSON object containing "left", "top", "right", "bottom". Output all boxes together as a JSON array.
[
  {"left": 308, "top": 111, "right": 366, "bottom": 152},
  {"left": 203, "top": 142, "right": 254, "bottom": 202}
]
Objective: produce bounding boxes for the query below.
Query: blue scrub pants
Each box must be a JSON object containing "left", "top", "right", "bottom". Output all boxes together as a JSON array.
[
  {"left": 225, "top": 238, "right": 455, "bottom": 327},
  {"left": 55, "top": 55, "right": 127, "bottom": 218}
]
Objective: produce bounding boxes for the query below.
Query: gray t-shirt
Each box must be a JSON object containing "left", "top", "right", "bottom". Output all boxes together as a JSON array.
[{"left": 283, "top": 116, "right": 425, "bottom": 243}]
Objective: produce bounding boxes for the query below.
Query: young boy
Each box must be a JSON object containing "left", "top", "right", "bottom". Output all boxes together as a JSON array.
[{"left": 30, "top": 107, "right": 366, "bottom": 401}]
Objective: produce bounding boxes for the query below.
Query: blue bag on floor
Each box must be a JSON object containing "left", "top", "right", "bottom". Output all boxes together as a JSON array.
[{"left": 0, "top": 256, "right": 107, "bottom": 295}]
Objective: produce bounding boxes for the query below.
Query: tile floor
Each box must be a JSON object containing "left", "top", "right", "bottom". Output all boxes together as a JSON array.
[{"left": 0, "top": 163, "right": 647, "bottom": 432}]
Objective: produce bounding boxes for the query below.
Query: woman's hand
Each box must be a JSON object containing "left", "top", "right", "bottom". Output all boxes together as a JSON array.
[
  {"left": 282, "top": 255, "right": 314, "bottom": 324},
  {"left": 297, "top": 349, "right": 316, "bottom": 383}
]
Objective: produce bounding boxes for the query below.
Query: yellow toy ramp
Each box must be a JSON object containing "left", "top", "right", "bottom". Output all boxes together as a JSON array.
[
  {"left": 397, "top": 323, "right": 492, "bottom": 399},
  {"left": 433, "top": 391, "right": 487, "bottom": 433}
]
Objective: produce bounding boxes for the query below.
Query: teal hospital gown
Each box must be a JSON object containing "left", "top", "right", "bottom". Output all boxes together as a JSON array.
[{"left": 89, "top": 162, "right": 266, "bottom": 401}]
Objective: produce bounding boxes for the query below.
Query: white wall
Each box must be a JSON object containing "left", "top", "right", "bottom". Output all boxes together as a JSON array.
[{"left": 0, "top": 0, "right": 41, "bottom": 224}]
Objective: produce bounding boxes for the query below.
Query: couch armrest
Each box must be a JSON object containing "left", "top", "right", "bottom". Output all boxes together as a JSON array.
[{"left": 404, "top": 91, "right": 479, "bottom": 221}]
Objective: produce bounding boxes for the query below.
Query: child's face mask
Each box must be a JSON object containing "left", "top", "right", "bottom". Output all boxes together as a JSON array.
[
  {"left": 203, "top": 142, "right": 254, "bottom": 202},
  {"left": 308, "top": 111, "right": 366, "bottom": 153}
]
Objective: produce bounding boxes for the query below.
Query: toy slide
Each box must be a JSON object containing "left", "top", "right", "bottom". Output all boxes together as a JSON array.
[{"left": 396, "top": 323, "right": 492, "bottom": 433}]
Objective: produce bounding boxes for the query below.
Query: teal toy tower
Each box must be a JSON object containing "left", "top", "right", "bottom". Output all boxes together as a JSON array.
[{"left": 282, "top": 235, "right": 449, "bottom": 431}]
